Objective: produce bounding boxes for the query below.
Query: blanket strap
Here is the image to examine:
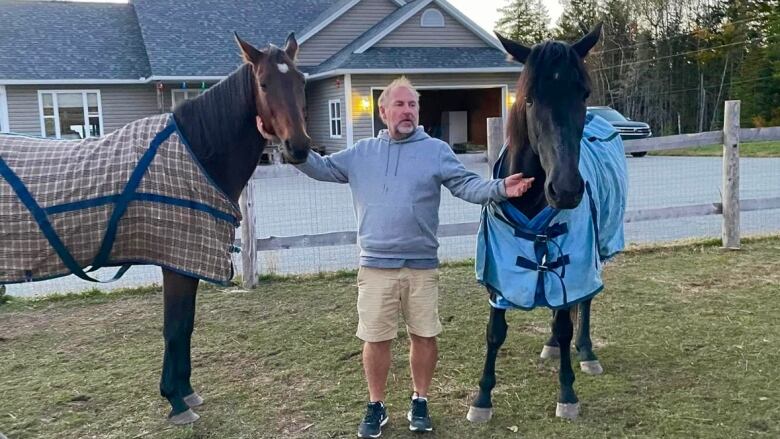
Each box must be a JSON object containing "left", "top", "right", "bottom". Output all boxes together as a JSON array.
[
  {"left": 89, "top": 122, "right": 177, "bottom": 272},
  {"left": 584, "top": 181, "right": 601, "bottom": 267},
  {"left": 0, "top": 157, "right": 132, "bottom": 283},
  {"left": 515, "top": 254, "right": 571, "bottom": 272},
  {"left": 513, "top": 222, "right": 568, "bottom": 241},
  {"left": 513, "top": 223, "right": 571, "bottom": 305}
]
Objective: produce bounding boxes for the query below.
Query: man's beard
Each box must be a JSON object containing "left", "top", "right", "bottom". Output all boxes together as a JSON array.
[{"left": 395, "top": 121, "right": 416, "bottom": 137}]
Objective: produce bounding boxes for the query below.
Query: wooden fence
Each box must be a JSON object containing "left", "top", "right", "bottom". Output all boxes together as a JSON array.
[{"left": 238, "top": 100, "right": 780, "bottom": 287}]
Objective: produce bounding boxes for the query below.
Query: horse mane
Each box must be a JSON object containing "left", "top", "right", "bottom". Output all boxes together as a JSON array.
[{"left": 173, "top": 63, "right": 264, "bottom": 163}]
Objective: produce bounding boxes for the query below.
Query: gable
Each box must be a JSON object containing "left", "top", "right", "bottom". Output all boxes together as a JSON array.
[
  {"left": 298, "top": 0, "right": 400, "bottom": 66},
  {"left": 374, "top": 6, "right": 488, "bottom": 48}
]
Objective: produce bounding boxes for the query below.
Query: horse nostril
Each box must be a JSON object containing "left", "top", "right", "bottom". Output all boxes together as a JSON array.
[{"left": 548, "top": 184, "right": 558, "bottom": 198}]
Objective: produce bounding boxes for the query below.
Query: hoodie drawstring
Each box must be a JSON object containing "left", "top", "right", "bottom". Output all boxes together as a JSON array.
[{"left": 394, "top": 144, "right": 401, "bottom": 176}]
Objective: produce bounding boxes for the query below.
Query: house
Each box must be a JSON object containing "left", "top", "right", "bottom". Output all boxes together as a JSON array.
[{"left": 0, "top": 0, "right": 522, "bottom": 153}]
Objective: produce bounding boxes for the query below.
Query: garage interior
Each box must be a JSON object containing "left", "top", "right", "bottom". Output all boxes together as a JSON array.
[{"left": 372, "top": 87, "right": 502, "bottom": 151}]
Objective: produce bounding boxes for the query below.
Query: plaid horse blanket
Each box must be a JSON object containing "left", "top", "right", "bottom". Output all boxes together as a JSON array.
[
  {"left": 0, "top": 114, "right": 241, "bottom": 285},
  {"left": 476, "top": 113, "right": 628, "bottom": 310}
]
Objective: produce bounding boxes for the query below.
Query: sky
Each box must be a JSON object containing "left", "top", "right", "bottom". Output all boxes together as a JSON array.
[{"left": 69, "top": 0, "right": 565, "bottom": 34}]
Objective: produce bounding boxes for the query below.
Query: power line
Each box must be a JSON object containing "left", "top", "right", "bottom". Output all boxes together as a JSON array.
[
  {"left": 589, "top": 34, "right": 780, "bottom": 73},
  {"left": 590, "top": 14, "right": 769, "bottom": 56},
  {"left": 606, "top": 75, "right": 777, "bottom": 98}
]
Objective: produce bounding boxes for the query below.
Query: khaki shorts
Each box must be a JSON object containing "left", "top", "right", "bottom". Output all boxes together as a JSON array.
[{"left": 356, "top": 266, "right": 442, "bottom": 342}]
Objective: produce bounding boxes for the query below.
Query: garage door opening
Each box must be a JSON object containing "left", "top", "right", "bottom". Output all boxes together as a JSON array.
[{"left": 372, "top": 87, "right": 503, "bottom": 151}]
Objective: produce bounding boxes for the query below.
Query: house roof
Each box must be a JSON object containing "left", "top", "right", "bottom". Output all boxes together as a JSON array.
[
  {"left": 297, "top": 0, "right": 360, "bottom": 44},
  {"left": 0, "top": 0, "right": 519, "bottom": 83},
  {"left": 310, "top": 47, "right": 521, "bottom": 76},
  {"left": 0, "top": 0, "right": 151, "bottom": 81},
  {"left": 131, "top": 0, "right": 343, "bottom": 77},
  {"left": 308, "top": 0, "right": 520, "bottom": 78}
]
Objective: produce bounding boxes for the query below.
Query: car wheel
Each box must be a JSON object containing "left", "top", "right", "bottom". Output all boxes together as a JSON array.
[{"left": 630, "top": 151, "right": 648, "bottom": 158}]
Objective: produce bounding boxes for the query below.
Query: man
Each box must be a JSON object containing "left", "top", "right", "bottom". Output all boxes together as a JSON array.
[{"left": 257, "top": 77, "right": 533, "bottom": 438}]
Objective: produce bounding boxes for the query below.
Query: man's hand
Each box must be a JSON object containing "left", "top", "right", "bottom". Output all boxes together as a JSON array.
[
  {"left": 256, "top": 116, "right": 280, "bottom": 143},
  {"left": 503, "top": 173, "right": 535, "bottom": 198}
]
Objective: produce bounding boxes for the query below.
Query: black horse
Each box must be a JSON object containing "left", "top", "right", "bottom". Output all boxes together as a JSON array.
[{"left": 467, "top": 24, "right": 607, "bottom": 423}]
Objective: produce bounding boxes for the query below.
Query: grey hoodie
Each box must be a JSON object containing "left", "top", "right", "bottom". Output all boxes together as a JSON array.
[{"left": 295, "top": 127, "right": 507, "bottom": 261}]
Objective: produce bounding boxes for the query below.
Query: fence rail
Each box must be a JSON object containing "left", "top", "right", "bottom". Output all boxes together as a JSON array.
[{"left": 238, "top": 100, "right": 780, "bottom": 286}]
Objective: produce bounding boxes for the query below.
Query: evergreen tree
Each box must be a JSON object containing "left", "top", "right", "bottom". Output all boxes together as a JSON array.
[{"left": 495, "top": 0, "right": 551, "bottom": 44}]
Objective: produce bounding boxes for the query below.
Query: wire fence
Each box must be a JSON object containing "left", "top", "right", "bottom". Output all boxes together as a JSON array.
[{"left": 5, "top": 104, "right": 779, "bottom": 297}]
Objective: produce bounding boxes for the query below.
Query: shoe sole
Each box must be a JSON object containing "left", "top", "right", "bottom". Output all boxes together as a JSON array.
[
  {"left": 357, "top": 415, "right": 389, "bottom": 438},
  {"left": 407, "top": 411, "right": 433, "bottom": 432}
]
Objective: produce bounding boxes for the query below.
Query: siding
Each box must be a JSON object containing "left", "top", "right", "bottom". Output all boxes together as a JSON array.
[
  {"left": 375, "top": 7, "right": 488, "bottom": 48},
  {"left": 6, "top": 84, "right": 159, "bottom": 136},
  {"left": 0, "top": 86, "right": 8, "bottom": 132},
  {"left": 101, "top": 86, "right": 160, "bottom": 132},
  {"left": 162, "top": 82, "right": 219, "bottom": 114},
  {"left": 350, "top": 73, "right": 519, "bottom": 142},
  {"left": 298, "top": 0, "right": 399, "bottom": 66},
  {"left": 306, "top": 76, "right": 348, "bottom": 152}
]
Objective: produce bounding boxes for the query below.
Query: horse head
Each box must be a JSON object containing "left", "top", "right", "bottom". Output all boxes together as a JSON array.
[
  {"left": 498, "top": 23, "right": 602, "bottom": 209},
  {"left": 235, "top": 32, "right": 311, "bottom": 164}
]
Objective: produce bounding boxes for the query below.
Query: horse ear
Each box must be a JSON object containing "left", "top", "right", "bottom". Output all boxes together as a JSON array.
[
  {"left": 234, "top": 32, "right": 265, "bottom": 64},
  {"left": 283, "top": 32, "right": 299, "bottom": 62},
  {"left": 572, "top": 22, "right": 603, "bottom": 58},
  {"left": 495, "top": 32, "right": 531, "bottom": 63}
]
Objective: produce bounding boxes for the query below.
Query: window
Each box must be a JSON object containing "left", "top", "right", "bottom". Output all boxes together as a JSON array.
[
  {"left": 38, "top": 91, "right": 102, "bottom": 139},
  {"left": 421, "top": 8, "right": 445, "bottom": 27},
  {"left": 171, "top": 89, "right": 205, "bottom": 110},
  {"left": 329, "top": 99, "right": 342, "bottom": 138},
  {"left": 0, "top": 86, "right": 8, "bottom": 133}
]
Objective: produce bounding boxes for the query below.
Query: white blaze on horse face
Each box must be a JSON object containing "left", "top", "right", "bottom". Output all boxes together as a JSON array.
[{"left": 277, "top": 63, "right": 289, "bottom": 74}]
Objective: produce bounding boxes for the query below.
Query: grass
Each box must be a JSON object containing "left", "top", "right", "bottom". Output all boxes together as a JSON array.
[
  {"left": 650, "top": 140, "right": 780, "bottom": 157},
  {"left": 2, "top": 236, "right": 780, "bottom": 438}
]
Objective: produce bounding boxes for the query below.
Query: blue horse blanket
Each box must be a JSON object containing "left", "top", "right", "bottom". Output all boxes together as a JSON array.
[{"left": 476, "top": 113, "right": 627, "bottom": 310}]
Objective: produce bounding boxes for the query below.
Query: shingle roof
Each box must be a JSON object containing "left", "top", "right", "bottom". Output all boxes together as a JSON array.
[
  {"left": 311, "top": 47, "right": 521, "bottom": 74},
  {"left": 131, "top": 0, "right": 342, "bottom": 77},
  {"left": 0, "top": 0, "right": 518, "bottom": 81},
  {"left": 296, "top": 0, "right": 357, "bottom": 42},
  {"left": 0, "top": 0, "right": 151, "bottom": 80}
]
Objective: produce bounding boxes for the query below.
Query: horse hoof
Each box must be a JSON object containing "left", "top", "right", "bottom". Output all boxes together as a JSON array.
[
  {"left": 540, "top": 345, "right": 560, "bottom": 360},
  {"left": 184, "top": 392, "right": 204, "bottom": 408},
  {"left": 580, "top": 360, "right": 603, "bottom": 375},
  {"left": 466, "top": 406, "right": 493, "bottom": 423},
  {"left": 168, "top": 408, "right": 200, "bottom": 425},
  {"left": 555, "top": 403, "right": 579, "bottom": 420}
]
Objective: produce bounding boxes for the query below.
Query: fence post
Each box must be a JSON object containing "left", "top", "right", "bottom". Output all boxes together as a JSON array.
[
  {"left": 722, "top": 100, "right": 740, "bottom": 249},
  {"left": 239, "top": 180, "right": 258, "bottom": 288},
  {"left": 487, "top": 117, "right": 504, "bottom": 170}
]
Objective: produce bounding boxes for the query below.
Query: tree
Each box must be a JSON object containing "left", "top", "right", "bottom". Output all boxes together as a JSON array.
[
  {"left": 495, "top": 0, "right": 551, "bottom": 44},
  {"left": 554, "top": 0, "right": 601, "bottom": 41}
]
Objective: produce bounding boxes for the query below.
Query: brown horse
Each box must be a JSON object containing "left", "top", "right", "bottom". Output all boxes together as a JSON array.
[
  {"left": 159, "top": 33, "right": 310, "bottom": 424},
  {"left": 0, "top": 33, "right": 310, "bottom": 425},
  {"left": 467, "top": 24, "right": 609, "bottom": 423}
]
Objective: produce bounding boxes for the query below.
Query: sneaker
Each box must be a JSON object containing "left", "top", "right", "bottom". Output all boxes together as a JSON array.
[
  {"left": 407, "top": 393, "right": 433, "bottom": 432},
  {"left": 358, "top": 401, "right": 388, "bottom": 438}
]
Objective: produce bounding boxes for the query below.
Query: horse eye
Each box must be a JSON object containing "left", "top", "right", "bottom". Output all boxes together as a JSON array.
[
  {"left": 525, "top": 96, "right": 534, "bottom": 106},
  {"left": 260, "top": 83, "right": 268, "bottom": 91},
  {"left": 583, "top": 91, "right": 591, "bottom": 101}
]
